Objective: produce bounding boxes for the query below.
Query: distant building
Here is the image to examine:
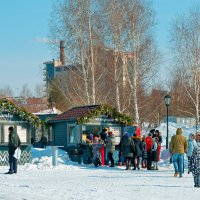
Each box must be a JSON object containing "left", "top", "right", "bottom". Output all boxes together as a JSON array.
[
  {"left": 43, "top": 40, "right": 81, "bottom": 92},
  {"left": 163, "top": 116, "right": 196, "bottom": 128},
  {"left": 5, "top": 97, "right": 48, "bottom": 113},
  {"left": 43, "top": 41, "right": 135, "bottom": 103}
]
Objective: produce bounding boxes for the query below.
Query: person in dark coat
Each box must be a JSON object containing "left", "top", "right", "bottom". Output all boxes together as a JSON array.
[
  {"left": 132, "top": 133, "right": 142, "bottom": 170},
  {"left": 83, "top": 134, "right": 93, "bottom": 164},
  {"left": 6, "top": 126, "right": 21, "bottom": 174},
  {"left": 150, "top": 129, "right": 155, "bottom": 138},
  {"left": 121, "top": 132, "right": 133, "bottom": 170},
  {"left": 118, "top": 132, "right": 126, "bottom": 166},
  {"left": 107, "top": 131, "right": 115, "bottom": 167}
]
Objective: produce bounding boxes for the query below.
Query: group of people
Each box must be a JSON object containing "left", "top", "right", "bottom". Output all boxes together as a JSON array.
[
  {"left": 169, "top": 127, "right": 200, "bottom": 187},
  {"left": 82, "top": 128, "right": 163, "bottom": 171},
  {"left": 83, "top": 128, "right": 116, "bottom": 167},
  {"left": 119, "top": 129, "right": 162, "bottom": 171}
]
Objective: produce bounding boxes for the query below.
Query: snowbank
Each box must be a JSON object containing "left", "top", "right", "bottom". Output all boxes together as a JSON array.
[{"left": 20, "top": 147, "right": 80, "bottom": 171}]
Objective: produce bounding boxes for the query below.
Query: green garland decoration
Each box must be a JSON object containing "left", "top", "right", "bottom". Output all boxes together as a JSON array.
[
  {"left": 0, "top": 99, "right": 45, "bottom": 127},
  {"left": 77, "top": 104, "right": 133, "bottom": 125}
]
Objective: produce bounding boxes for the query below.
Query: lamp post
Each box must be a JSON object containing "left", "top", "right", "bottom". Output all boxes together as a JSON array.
[{"left": 164, "top": 94, "right": 171, "bottom": 149}]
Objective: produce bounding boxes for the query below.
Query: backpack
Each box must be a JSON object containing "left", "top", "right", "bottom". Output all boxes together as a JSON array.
[{"left": 130, "top": 139, "right": 136, "bottom": 152}]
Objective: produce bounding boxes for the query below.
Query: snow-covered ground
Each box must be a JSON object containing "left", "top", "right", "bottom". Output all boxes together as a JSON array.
[
  {"left": 0, "top": 123, "right": 199, "bottom": 200},
  {"left": 150, "top": 122, "right": 196, "bottom": 147}
]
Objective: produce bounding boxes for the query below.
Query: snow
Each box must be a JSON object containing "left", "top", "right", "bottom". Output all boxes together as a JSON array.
[
  {"left": 33, "top": 107, "right": 61, "bottom": 115},
  {"left": 149, "top": 122, "right": 195, "bottom": 147},
  {"left": 0, "top": 123, "right": 199, "bottom": 200}
]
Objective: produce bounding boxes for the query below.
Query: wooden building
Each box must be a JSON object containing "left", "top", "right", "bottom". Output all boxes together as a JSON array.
[
  {"left": 48, "top": 105, "right": 133, "bottom": 150},
  {"left": 0, "top": 99, "right": 43, "bottom": 166}
]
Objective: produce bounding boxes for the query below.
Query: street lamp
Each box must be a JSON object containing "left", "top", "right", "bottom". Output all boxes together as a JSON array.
[{"left": 164, "top": 94, "right": 171, "bottom": 149}]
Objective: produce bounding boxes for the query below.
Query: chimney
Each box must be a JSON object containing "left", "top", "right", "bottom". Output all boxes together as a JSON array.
[{"left": 60, "top": 40, "right": 65, "bottom": 65}]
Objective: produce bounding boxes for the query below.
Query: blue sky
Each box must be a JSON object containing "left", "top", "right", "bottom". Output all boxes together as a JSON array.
[{"left": 0, "top": 0, "right": 199, "bottom": 96}]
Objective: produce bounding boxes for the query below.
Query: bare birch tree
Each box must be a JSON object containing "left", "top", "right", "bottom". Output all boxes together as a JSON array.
[
  {"left": 49, "top": 0, "right": 159, "bottom": 120},
  {"left": 49, "top": 0, "right": 104, "bottom": 105},
  {"left": 170, "top": 6, "right": 200, "bottom": 129},
  {"left": 122, "top": 0, "right": 158, "bottom": 123}
]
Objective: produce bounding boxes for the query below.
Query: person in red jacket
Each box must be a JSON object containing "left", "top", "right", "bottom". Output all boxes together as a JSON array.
[{"left": 146, "top": 132, "right": 153, "bottom": 170}]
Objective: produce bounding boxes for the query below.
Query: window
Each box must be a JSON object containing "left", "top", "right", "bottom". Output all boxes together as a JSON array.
[
  {"left": 55, "top": 67, "right": 62, "bottom": 72},
  {"left": 85, "top": 126, "right": 100, "bottom": 136},
  {"left": 17, "top": 126, "right": 27, "bottom": 143},
  {"left": 68, "top": 125, "right": 81, "bottom": 144},
  {"left": 69, "top": 126, "right": 76, "bottom": 143},
  {"left": 3, "top": 125, "right": 10, "bottom": 143}
]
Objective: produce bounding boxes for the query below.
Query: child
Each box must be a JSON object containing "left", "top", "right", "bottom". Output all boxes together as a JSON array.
[
  {"left": 141, "top": 135, "right": 147, "bottom": 168},
  {"left": 92, "top": 136, "right": 103, "bottom": 167},
  {"left": 190, "top": 133, "right": 200, "bottom": 187},
  {"left": 151, "top": 137, "right": 158, "bottom": 170}
]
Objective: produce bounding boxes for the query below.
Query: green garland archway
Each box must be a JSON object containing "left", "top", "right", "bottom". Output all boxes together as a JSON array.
[
  {"left": 77, "top": 105, "right": 133, "bottom": 125},
  {"left": 0, "top": 99, "right": 44, "bottom": 127}
]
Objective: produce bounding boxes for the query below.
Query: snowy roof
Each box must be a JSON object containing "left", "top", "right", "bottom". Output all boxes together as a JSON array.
[{"left": 33, "top": 107, "right": 61, "bottom": 115}]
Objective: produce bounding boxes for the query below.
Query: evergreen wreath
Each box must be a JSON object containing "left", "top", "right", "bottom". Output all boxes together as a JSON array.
[
  {"left": 77, "top": 104, "right": 133, "bottom": 125},
  {"left": 0, "top": 98, "right": 44, "bottom": 127}
]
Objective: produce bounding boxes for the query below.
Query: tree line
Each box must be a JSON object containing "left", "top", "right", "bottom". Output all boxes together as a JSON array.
[
  {"left": 2, "top": 0, "right": 200, "bottom": 127},
  {"left": 47, "top": 0, "right": 200, "bottom": 126}
]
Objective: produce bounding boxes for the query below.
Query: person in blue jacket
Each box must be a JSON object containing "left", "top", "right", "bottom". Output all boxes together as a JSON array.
[{"left": 187, "top": 133, "right": 197, "bottom": 174}]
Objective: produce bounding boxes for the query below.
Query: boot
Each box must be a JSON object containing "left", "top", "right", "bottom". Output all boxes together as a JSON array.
[
  {"left": 174, "top": 171, "right": 179, "bottom": 177},
  {"left": 142, "top": 160, "right": 146, "bottom": 168},
  {"left": 197, "top": 176, "right": 200, "bottom": 187},
  {"left": 156, "top": 162, "right": 158, "bottom": 170},
  {"left": 194, "top": 176, "right": 198, "bottom": 187},
  {"left": 125, "top": 160, "right": 130, "bottom": 170}
]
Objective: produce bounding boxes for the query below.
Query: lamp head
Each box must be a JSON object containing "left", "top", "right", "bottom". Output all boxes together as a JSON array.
[{"left": 164, "top": 94, "right": 171, "bottom": 106}]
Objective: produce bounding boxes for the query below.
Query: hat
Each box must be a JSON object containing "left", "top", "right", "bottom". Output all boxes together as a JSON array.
[
  {"left": 150, "top": 129, "right": 155, "bottom": 134},
  {"left": 108, "top": 131, "right": 113, "bottom": 135},
  {"left": 133, "top": 133, "right": 137, "bottom": 136},
  {"left": 148, "top": 132, "right": 152, "bottom": 137},
  {"left": 8, "top": 126, "right": 14, "bottom": 132},
  {"left": 176, "top": 128, "right": 182, "bottom": 135},
  {"left": 155, "top": 130, "right": 159, "bottom": 133}
]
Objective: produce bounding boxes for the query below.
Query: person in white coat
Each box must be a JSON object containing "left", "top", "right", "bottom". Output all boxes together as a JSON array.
[{"left": 187, "top": 133, "right": 197, "bottom": 174}]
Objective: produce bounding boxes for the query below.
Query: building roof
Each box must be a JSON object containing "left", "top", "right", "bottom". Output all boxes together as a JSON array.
[
  {"left": 11, "top": 97, "right": 48, "bottom": 113},
  {"left": 48, "top": 105, "right": 100, "bottom": 122},
  {"left": 48, "top": 104, "right": 133, "bottom": 125}
]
